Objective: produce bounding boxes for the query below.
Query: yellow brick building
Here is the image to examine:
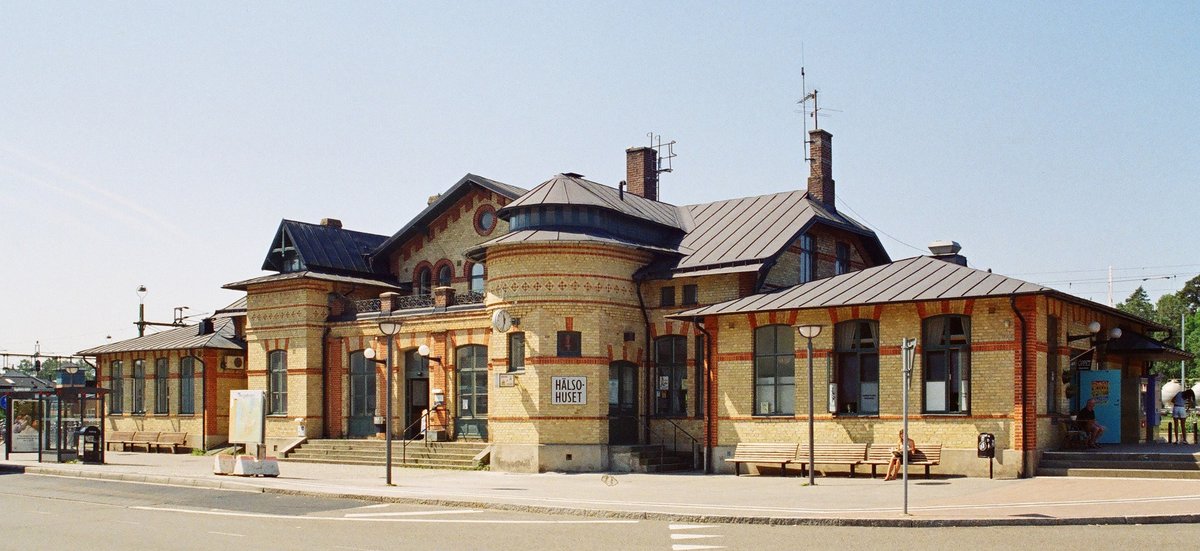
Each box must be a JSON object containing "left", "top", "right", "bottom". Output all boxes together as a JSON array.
[{"left": 82, "top": 130, "right": 1189, "bottom": 476}]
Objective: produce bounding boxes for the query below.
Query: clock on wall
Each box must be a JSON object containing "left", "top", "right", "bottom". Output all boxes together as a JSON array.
[{"left": 491, "top": 309, "right": 513, "bottom": 333}]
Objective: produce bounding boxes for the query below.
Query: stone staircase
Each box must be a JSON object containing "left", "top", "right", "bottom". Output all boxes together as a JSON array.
[
  {"left": 1038, "top": 448, "right": 1200, "bottom": 479},
  {"left": 610, "top": 445, "right": 698, "bottom": 473},
  {"left": 284, "top": 439, "right": 489, "bottom": 470}
]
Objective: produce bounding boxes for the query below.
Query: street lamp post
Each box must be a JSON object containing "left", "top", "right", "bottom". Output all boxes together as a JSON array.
[
  {"left": 795, "top": 324, "right": 822, "bottom": 486},
  {"left": 365, "top": 319, "right": 402, "bottom": 485}
]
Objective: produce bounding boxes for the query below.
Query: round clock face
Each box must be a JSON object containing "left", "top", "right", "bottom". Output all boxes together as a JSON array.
[{"left": 491, "top": 309, "right": 512, "bottom": 333}]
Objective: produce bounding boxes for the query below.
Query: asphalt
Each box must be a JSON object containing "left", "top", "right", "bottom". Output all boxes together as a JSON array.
[{"left": 3, "top": 444, "right": 1200, "bottom": 527}]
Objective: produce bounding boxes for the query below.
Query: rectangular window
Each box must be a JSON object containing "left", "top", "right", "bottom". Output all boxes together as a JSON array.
[
  {"left": 154, "top": 358, "right": 169, "bottom": 414},
  {"left": 923, "top": 316, "right": 971, "bottom": 413},
  {"left": 557, "top": 331, "right": 582, "bottom": 357},
  {"left": 179, "top": 357, "right": 196, "bottom": 415},
  {"left": 110, "top": 361, "right": 124, "bottom": 414},
  {"left": 269, "top": 350, "right": 288, "bottom": 415},
  {"left": 654, "top": 336, "right": 688, "bottom": 417},
  {"left": 835, "top": 242, "right": 850, "bottom": 275},
  {"left": 835, "top": 320, "right": 880, "bottom": 415},
  {"left": 508, "top": 332, "right": 526, "bottom": 371},
  {"left": 754, "top": 325, "right": 795, "bottom": 415},
  {"left": 799, "top": 234, "right": 816, "bottom": 283},
  {"left": 660, "top": 286, "right": 676, "bottom": 307},
  {"left": 682, "top": 284, "right": 698, "bottom": 306},
  {"left": 132, "top": 360, "right": 145, "bottom": 414}
]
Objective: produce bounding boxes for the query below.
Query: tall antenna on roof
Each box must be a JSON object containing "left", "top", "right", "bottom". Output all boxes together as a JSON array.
[
  {"left": 799, "top": 66, "right": 818, "bottom": 166},
  {"left": 647, "top": 132, "right": 677, "bottom": 176}
]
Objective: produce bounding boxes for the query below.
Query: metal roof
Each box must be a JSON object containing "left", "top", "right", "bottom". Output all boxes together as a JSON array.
[
  {"left": 499, "top": 174, "right": 684, "bottom": 230},
  {"left": 223, "top": 271, "right": 401, "bottom": 291},
  {"left": 261, "top": 220, "right": 388, "bottom": 275},
  {"left": 77, "top": 317, "right": 245, "bottom": 356},
  {"left": 0, "top": 370, "right": 55, "bottom": 392},
  {"left": 669, "top": 256, "right": 1052, "bottom": 317},
  {"left": 1108, "top": 331, "right": 1194, "bottom": 361},
  {"left": 675, "top": 190, "right": 888, "bottom": 271},
  {"left": 213, "top": 296, "right": 247, "bottom": 318},
  {"left": 466, "top": 229, "right": 681, "bottom": 260},
  {"left": 370, "top": 174, "right": 527, "bottom": 267}
]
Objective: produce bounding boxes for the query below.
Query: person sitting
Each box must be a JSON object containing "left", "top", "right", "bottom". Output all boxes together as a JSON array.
[
  {"left": 1076, "top": 398, "right": 1105, "bottom": 448},
  {"left": 883, "top": 429, "right": 916, "bottom": 481}
]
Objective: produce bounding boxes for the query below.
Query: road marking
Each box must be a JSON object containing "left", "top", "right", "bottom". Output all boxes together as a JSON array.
[
  {"left": 671, "top": 534, "right": 722, "bottom": 540},
  {"left": 132, "top": 506, "right": 637, "bottom": 524},
  {"left": 116, "top": 520, "right": 141, "bottom": 526},
  {"left": 669, "top": 524, "right": 717, "bottom": 530},
  {"left": 345, "top": 509, "right": 481, "bottom": 518},
  {"left": 353, "top": 503, "right": 390, "bottom": 509},
  {"left": 208, "top": 531, "right": 245, "bottom": 537},
  {"left": 671, "top": 545, "right": 724, "bottom": 550}
]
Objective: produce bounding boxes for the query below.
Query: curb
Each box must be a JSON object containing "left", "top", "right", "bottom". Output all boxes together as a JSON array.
[{"left": 5, "top": 464, "right": 1200, "bottom": 527}]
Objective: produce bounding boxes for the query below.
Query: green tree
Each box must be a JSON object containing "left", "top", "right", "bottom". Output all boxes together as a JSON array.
[
  {"left": 1179, "top": 274, "right": 1200, "bottom": 314},
  {"left": 1117, "top": 286, "right": 1155, "bottom": 321}
]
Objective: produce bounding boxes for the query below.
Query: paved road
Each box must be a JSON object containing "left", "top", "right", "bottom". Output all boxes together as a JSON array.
[{"left": 4, "top": 473, "right": 1200, "bottom": 550}]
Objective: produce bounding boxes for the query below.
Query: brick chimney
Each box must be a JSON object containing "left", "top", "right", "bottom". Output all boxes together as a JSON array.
[
  {"left": 320, "top": 217, "right": 342, "bottom": 229},
  {"left": 625, "top": 147, "right": 658, "bottom": 201},
  {"left": 806, "top": 129, "right": 834, "bottom": 210}
]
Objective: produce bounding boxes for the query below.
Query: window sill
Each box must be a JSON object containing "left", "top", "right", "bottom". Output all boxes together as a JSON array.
[
  {"left": 921, "top": 412, "right": 971, "bottom": 417},
  {"left": 266, "top": 414, "right": 291, "bottom": 418},
  {"left": 751, "top": 414, "right": 795, "bottom": 418},
  {"left": 834, "top": 413, "right": 880, "bottom": 418},
  {"left": 507, "top": 368, "right": 526, "bottom": 374}
]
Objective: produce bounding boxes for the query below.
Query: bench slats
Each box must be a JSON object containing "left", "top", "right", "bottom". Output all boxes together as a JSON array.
[
  {"left": 865, "top": 443, "right": 942, "bottom": 478},
  {"left": 725, "top": 443, "right": 799, "bottom": 476}
]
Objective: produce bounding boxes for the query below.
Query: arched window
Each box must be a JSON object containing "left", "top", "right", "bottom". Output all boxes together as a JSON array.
[
  {"left": 469, "top": 263, "right": 485, "bottom": 293},
  {"left": 132, "top": 359, "right": 146, "bottom": 414},
  {"left": 654, "top": 335, "right": 688, "bottom": 416},
  {"left": 416, "top": 267, "right": 432, "bottom": 296},
  {"left": 923, "top": 315, "right": 971, "bottom": 413},
  {"left": 754, "top": 325, "right": 795, "bottom": 415},
  {"left": 154, "top": 358, "right": 170, "bottom": 414},
  {"left": 834, "top": 320, "right": 879, "bottom": 415},
  {"left": 268, "top": 350, "right": 288, "bottom": 415},
  {"left": 180, "top": 356, "right": 201, "bottom": 415},
  {"left": 109, "top": 360, "right": 124, "bottom": 414},
  {"left": 437, "top": 264, "right": 453, "bottom": 287}
]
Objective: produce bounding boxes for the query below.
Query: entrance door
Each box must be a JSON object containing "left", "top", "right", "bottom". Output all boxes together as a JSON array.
[
  {"left": 609, "top": 361, "right": 638, "bottom": 445},
  {"left": 1080, "top": 369, "right": 1121, "bottom": 444},
  {"left": 347, "top": 351, "right": 377, "bottom": 437},
  {"left": 455, "top": 345, "right": 488, "bottom": 440},
  {"left": 403, "top": 349, "right": 429, "bottom": 440}
]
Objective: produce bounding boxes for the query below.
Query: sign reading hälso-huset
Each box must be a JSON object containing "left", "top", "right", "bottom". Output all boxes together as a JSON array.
[{"left": 551, "top": 376, "right": 586, "bottom": 405}]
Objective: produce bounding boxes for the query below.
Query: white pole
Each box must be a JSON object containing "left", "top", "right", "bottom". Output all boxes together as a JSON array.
[
  {"left": 1184, "top": 313, "right": 1187, "bottom": 389},
  {"left": 1107, "top": 266, "right": 1113, "bottom": 307}
]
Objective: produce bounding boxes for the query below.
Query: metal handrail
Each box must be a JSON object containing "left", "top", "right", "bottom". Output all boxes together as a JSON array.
[
  {"left": 399, "top": 408, "right": 434, "bottom": 464},
  {"left": 648, "top": 417, "right": 701, "bottom": 470}
]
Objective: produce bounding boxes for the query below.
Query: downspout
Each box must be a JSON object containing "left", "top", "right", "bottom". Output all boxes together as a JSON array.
[
  {"left": 200, "top": 352, "right": 206, "bottom": 452},
  {"left": 695, "top": 318, "right": 713, "bottom": 474},
  {"left": 636, "top": 279, "right": 653, "bottom": 444},
  {"left": 1010, "top": 296, "right": 1028, "bottom": 478}
]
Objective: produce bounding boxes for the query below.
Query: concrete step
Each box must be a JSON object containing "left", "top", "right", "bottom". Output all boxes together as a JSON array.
[
  {"left": 1042, "top": 451, "right": 1200, "bottom": 463},
  {"left": 1037, "top": 467, "right": 1200, "bottom": 479},
  {"left": 283, "top": 457, "right": 482, "bottom": 470},
  {"left": 1040, "top": 459, "right": 1200, "bottom": 471}
]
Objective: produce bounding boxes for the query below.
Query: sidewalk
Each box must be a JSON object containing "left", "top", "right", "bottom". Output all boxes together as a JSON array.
[{"left": 4, "top": 448, "right": 1200, "bottom": 527}]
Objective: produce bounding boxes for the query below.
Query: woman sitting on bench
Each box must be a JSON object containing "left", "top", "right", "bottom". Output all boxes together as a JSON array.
[{"left": 884, "top": 429, "right": 916, "bottom": 481}]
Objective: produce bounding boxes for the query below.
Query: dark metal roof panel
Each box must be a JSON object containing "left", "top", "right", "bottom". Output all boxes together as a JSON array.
[
  {"left": 668, "top": 256, "right": 1059, "bottom": 319},
  {"left": 471, "top": 229, "right": 678, "bottom": 255},
  {"left": 78, "top": 318, "right": 245, "bottom": 355},
  {"left": 284, "top": 220, "right": 387, "bottom": 274},
  {"left": 223, "top": 271, "right": 401, "bottom": 291},
  {"left": 501, "top": 175, "right": 683, "bottom": 230}
]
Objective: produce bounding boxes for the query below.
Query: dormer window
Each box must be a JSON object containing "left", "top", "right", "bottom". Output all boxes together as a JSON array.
[{"left": 272, "top": 233, "right": 302, "bottom": 272}]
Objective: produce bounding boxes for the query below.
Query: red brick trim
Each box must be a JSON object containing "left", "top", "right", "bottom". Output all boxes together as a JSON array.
[
  {"left": 827, "top": 307, "right": 840, "bottom": 325},
  {"left": 473, "top": 203, "right": 498, "bottom": 236}
]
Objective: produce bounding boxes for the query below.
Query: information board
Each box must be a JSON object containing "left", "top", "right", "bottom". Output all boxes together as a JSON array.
[{"left": 229, "top": 390, "right": 265, "bottom": 444}]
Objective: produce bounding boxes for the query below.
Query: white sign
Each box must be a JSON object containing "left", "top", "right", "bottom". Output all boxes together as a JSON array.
[
  {"left": 551, "top": 376, "right": 587, "bottom": 405},
  {"left": 229, "top": 390, "right": 265, "bottom": 444}
]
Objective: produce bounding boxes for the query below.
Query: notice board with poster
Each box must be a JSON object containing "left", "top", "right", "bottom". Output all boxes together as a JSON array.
[{"left": 229, "top": 390, "right": 265, "bottom": 445}]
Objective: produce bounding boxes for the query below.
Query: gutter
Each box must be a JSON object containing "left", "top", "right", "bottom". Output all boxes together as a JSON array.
[{"left": 1010, "top": 296, "right": 1028, "bottom": 478}]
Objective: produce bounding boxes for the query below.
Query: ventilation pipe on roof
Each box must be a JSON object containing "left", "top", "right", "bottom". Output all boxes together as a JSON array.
[{"left": 928, "top": 240, "right": 968, "bottom": 266}]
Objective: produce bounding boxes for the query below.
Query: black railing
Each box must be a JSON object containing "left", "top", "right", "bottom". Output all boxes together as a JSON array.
[
  {"left": 457, "top": 290, "right": 486, "bottom": 304},
  {"left": 396, "top": 294, "right": 434, "bottom": 310},
  {"left": 648, "top": 418, "right": 701, "bottom": 470},
  {"left": 400, "top": 408, "right": 434, "bottom": 464},
  {"left": 353, "top": 298, "right": 381, "bottom": 313}
]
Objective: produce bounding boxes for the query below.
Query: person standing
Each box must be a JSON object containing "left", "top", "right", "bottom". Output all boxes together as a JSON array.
[{"left": 1172, "top": 390, "right": 1188, "bottom": 444}]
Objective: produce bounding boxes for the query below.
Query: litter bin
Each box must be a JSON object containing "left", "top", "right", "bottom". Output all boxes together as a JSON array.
[{"left": 77, "top": 426, "right": 103, "bottom": 464}]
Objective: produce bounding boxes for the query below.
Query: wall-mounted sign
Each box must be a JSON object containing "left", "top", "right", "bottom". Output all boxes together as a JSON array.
[
  {"left": 497, "top": 373, "right": 516, "bottom": 388},
  {"left": 552, "top": 376, "right": 586, "bottom": 405}
]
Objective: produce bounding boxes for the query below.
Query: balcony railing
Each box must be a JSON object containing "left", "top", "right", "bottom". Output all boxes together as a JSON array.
[{"left": 457, "top": 290, "right": 486, "bottom": 305}]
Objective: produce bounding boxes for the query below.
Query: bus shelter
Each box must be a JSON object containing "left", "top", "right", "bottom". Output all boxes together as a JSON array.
[{"left": 2, "top": 387, "right": 108, "bottom": 463}]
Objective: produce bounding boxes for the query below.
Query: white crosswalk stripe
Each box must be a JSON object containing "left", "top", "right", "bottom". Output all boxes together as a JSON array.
[{"left": 669, "top": 523, "right": 724, "bottom": 550}]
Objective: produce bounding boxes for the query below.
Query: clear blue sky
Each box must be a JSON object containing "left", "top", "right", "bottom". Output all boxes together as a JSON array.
[{"left": 2, "top": 2, "right": 1197, "bottom": 359}]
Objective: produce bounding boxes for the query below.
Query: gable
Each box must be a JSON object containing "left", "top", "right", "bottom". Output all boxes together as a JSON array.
[{"left": 260, "top": 220, "right": 387, "bottom": 276}]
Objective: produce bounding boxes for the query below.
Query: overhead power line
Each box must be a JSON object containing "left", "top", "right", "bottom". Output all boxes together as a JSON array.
[{"left": 834, "top": 196, "right": 927, "bottom": 254}]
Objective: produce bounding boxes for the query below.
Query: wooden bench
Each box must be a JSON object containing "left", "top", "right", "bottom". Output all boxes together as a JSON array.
[
  {"left": 796, "top": 443, "right": 868, "bottom": 477},
  {"left": 865, "top": 443, "right": 942, "bottom": 478},
  {"left": 107, "top": 431, "right": 135, "bottom": 451},
  {"left": 130, "top": 431, "right": 160, "bottom": 452},
  {"left": 725, "top": 443, "right": 799, "bottom": 476},
  {"left": 151, "top": 432, "right": 188, "bottom": 454},
  {"left": 1063, "top": 419, "right": 1090, "bottom": 449}
]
